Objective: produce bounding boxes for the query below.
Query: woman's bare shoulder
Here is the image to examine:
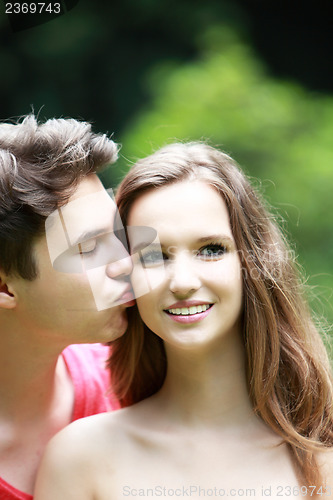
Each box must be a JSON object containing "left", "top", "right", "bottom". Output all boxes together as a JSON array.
[
  {"left": 34, "top": 410, "right": 136, "bottom": 500},
  {"left": 40, "top": 401, "right": 154, "bottom": 463},
  {"left": 48, "top": 408, "right": 138, "bottom": 453}
]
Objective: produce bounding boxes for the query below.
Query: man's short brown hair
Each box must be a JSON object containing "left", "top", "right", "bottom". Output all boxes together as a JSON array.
[{"left": 0, "top": 115, "right": 118, "bottom": 279}]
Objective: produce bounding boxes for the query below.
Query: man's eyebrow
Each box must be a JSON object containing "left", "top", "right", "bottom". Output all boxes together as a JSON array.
[{"left": 70, "top": 228, "right": 111, "bottom": 247}]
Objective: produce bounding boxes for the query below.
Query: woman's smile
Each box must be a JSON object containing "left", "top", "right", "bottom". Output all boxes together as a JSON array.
[{"left": 163, "top": 300, "right": 214, "bottom": 324}]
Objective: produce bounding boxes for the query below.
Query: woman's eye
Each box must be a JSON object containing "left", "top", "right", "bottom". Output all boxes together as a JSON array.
[
  {"left": 139, "top": 249, "right": 166, "bottom": 267},
  {"left": 198, "top": 244, "right": 227, "bottom": 259}
]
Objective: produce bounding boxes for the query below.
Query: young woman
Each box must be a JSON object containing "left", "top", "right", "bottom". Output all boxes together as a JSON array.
[{"left": 35, "top": 143, "right": 333, "bottom": 499}]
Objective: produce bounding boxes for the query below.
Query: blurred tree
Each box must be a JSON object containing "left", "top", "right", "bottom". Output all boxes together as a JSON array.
[
  {"left": 115, "top": 25, "right": 333, "bottom": 326},
  {"left": 0, "top": 0, "right": 244, "bottom": 132},
  {"left": 1, "top": 0, "right": 332, "bottom": 132}
]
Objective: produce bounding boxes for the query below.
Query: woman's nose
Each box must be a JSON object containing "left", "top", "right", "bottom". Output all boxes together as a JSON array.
[{"left": 169, "top": 252, "right": 201, "bottom": 296}]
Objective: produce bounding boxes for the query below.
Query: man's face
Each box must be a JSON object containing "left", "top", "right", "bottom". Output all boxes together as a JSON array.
[{"left": 13, "top": 175, "right": 133, "bottom": 347}]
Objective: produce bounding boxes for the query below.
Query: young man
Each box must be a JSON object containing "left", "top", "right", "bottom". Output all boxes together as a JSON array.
[{"left": 0, "top": 115, "right": 133, "bottom": 499}]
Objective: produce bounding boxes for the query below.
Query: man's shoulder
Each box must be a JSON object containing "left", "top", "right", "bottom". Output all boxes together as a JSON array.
[
  {"left": 61, "top": 343, "right": 120, "bottom": 415},
  {"left": 62, "top": 343, "right": 109, "bottom": 364},
  {"left": 61, "top": 343, "right": 109, "bottom": 382}
]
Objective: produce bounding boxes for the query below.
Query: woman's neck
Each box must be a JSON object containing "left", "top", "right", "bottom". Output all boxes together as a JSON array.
[{"left": 155, "top": 332, "right": 254, "bottom": 427}]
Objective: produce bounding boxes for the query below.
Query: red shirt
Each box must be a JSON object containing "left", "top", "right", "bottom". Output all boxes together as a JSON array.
[{"left": 0, "top": 343, "right": 117, "bottom": 500}]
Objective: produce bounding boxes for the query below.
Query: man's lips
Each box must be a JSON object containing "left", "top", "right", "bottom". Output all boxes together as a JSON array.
[
  {"left": 121, "top": 291, "right": 135, "bottom": 303},
  {"left": 117, "top": 285, "right": 135, "bottom": 306}
]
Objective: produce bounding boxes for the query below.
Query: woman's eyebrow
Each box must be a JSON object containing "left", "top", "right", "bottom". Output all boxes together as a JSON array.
[
  {"left": 131, "top": 241, "right": 161, "bottom": 254},
  {"left": 196, "top": 234, "right": 234, "bottom": 244},
  {"left": 131, "top": 235, "right": 236, "bottom": 255},
  {"left": 127, "top": 227, "right": 159, "bottom": 254}
]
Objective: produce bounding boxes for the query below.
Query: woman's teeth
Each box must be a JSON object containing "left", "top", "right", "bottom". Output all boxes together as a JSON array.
[{"left": 166, "top": 304, "right": 211, "bottom": 316}]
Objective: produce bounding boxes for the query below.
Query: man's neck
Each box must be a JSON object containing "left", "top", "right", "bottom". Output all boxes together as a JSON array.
[
  {"left": 0, "top": 358, "right": 74, "bottom": 496},
  {"left": 0, "top": 323, "right": 75, "bottom": 495},
  {"left": 0, "top": 318, "right": 71, "bottom": 419}
]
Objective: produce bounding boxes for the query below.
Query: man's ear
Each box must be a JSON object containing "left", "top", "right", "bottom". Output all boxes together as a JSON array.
[{"left": 0, "top": 271, "right": 17, "bottom": 309}]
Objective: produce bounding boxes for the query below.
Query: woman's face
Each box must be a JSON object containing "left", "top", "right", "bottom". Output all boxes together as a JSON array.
[{"left": 127, "top": 180, "right": 243, "bottom": 351}]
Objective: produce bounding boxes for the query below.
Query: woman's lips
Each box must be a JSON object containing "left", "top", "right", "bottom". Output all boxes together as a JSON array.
[
  {"left": 165, "top": 300, "right": 212, "bottom": 309},
  {"left": 163, "top": 303, "right": 213, "bottom": 324}
]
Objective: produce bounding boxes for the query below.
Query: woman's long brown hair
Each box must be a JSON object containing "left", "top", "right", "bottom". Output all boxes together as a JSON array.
[{"left": 110, "top": 142, "right": 333, "bottom": 488}]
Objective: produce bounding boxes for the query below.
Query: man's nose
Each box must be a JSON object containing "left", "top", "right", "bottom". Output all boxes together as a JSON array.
[{"left": 106, "top": 240, "right": 133, "bottom": 278}]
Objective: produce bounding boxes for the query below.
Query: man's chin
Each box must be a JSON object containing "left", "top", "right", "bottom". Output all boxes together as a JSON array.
[
  {"left": 110, "top": 307, "right": 129, "bottom": 339},
  {"left": 94, "top": 295, "right": 136, "bottom": 311}
]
